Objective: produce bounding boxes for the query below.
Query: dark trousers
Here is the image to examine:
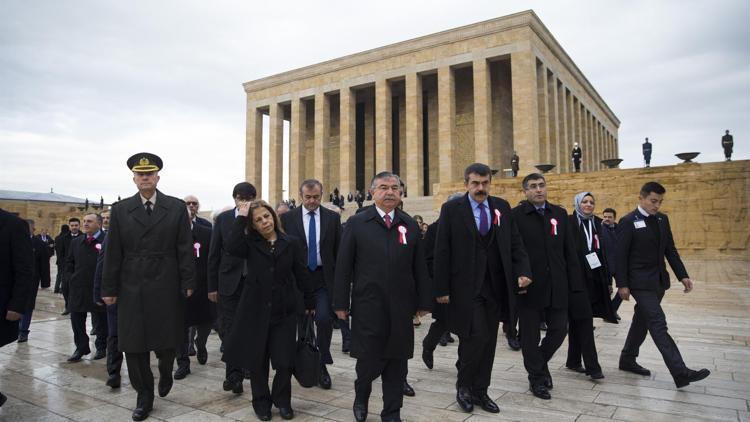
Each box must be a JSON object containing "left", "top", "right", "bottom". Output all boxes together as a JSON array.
[
  {"left": 518, "top": 306, "right": 568, "bottom": 385},
  {"left": 565, "top": 316, "right": 601, "bottom": 373},
  {"left": 422, "top": 318, "right": 447, "bottom": 352},
  {"left": 107, "top": 335, "right": 123, "bottom": 377},
  {"left": 457, "top": 299, "right": 500, "bottom": 393},
  {"left": 177, "top": 323, "right": 211, "bottom": 369},
  {"left": 19, "top": 311, "right": 32, "bottom": 335},
  {"left": 54, "top": 266, "right": 64, "bottom": 292},
  {"left": 313, "top": 285, "right": 350, "bottom": 365},
  {"left": 621, "top": 289, "right": 688, "bottom": 377},
  {"left": 611, "top": 293, "right": 622, "bottom": 311},
  {"left": 355, "top": 357, "right": 408, "bottom": 421},
  {"left": 503, "top": 306, "right": 519, "bottom": 338},
  {"left": 71, "top": 311, "right": 107, "bottom": 352},
  {"left": 219, "top": 281, "right": 244, "bottom": 381},
  {"left": 574, "top": 159, "right": 581, "bottom": 171},
  {"left": 250, "top": 315, "right": 296, "bottom": 413},
  {"left": 125, "top": 349, "right": 175, "bottom": 396}
]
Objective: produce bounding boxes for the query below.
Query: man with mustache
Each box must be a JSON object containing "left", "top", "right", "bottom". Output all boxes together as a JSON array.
[{"left": 434, "top": 163, "right": 531, "bottom": 413}]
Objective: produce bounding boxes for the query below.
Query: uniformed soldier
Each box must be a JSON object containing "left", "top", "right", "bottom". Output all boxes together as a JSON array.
[{"left": 101, "top": 153, "right": 195, "bottom": 421}]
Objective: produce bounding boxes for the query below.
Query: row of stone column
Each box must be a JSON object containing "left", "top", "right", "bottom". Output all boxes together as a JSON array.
[{"left": 536, "top": 60, "right": 618, "bottom": 173}]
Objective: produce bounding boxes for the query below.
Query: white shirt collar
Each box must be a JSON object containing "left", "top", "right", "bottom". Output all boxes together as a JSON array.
[
  {"left": 637, "top": 205, "right": 650, "bottom": 217},
  {"left": 140, "top": 191, "right": 157, "bottom": 206},
  {"left": 375, "top": 206, "right": 395, "bottom": 221}
]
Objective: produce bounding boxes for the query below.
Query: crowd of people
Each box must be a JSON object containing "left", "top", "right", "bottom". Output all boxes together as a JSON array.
[{"left": 0, "top": 152, "right": 713, "bottom": 421}]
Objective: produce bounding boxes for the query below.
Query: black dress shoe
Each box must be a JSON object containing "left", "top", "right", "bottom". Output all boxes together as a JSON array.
[
  {"left": 106, "top": 374, "right": 121, "bottom": 388},
  {"left": 278, "top": 406, "right": 294, "bottom": 420},
  {"left": 93, "top": 349, "right": 106, "bottom": 360},
  {"left": 0, "top": 392, "right": 7, "bottom": 408},
  {"left": 67, "top": 349, "right": 91, "bottom": 362},
  {"left": 158, "top": 373, "right": 173, "bottom": 397},
  {"left": 619, "top": 360, "right": 651, "bottom": 376},
  {"left": 506, "top": 335, "right": 521, "bottom": 351},
  {"left": 539, "top": 321, "right": 548, "bottom": 331},
  {"left": 353, "top": 400, "right": 368, "bottom": 422},
  {"left": 544, "top": 375, "right": 553, "bottom": 390},
  {"left": 223, "top": 378, "right": 243, "bottom": 394},
  {"left": 471, "top": 393, "right": 500, "bottom": 413},
  {"left": 403, "top": 381, "right": 415, "bottom": 397},
  {"left": 566, "top": 365, "right": 586, "bottom": 373},
  {"left": 319, "top": 365, "right": 332, "bottom": 389},
  {"left": 422, "top": 348, "right": 434, "bottom": 369},
  {"left": 132, "top": 394, "right": 153, "bottom": 421},
  {"left": 254, "top": 410, "right": 271, "bottom": 421},
  {"left": 173, "top": 366, "right": 190, "bottom": 380},
  {"left": 90, "top": 328, "right": 96, "bottom": 335},
  {"left": 587, "top": 370, "right": 605, "bottom": 380},
  {"left": 456, "top": 387, "right": 474, "bottom": 412},
  {"left": 674, "top": 368, "right": 710, "bottom": 388},
  {"left": 342, "top": 340, "right": 351, "bottom": 354},
  {"left": 61, "top": 310, "right": 70, "bottom": 316},
  {"left": 131, "top": 406, "right": 150, "bottom": 421},
  {"left": 439, "top": 336, "right": 448, "bottom": 347},
  {"left": 446, "top": 333, "right": 455, "bottom": 343},
  {"left": 197, "top": 346, "right": 207, "bottom": 365},
  {"left": 530, "top": 383, "right": 551, "bottom": 400},
  {"left": 17, "top": 333, "right": 28, "bottom": 343}
]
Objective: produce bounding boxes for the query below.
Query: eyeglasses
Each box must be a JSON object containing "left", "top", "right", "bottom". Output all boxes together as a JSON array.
[{"left": 185, "top": 201, "right": 199, "bottom": 206}]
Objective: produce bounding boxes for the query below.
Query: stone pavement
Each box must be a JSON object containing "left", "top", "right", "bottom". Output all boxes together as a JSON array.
[{"left": 1, "top": 259, "right": 748, "bottom": 421}]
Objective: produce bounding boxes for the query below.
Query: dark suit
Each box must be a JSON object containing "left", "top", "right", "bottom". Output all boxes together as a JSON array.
[
  {"left": 66, "top": 232, "right": 108, "bottom": 353},
  {"left": 642, "top": 142, "right": 652, "bottom": 166},
  {"left": 616, "top": 208, "right": 690, "bottom": 378},
  {"left": 207, "top": 208, "right": 246, "bottom": 383},
  {"left": 421, "top": 220, "right": 447, "bottom": 351},
  {"left": 222, "top": 219, "right": 314, "bottom": 414},
  {"left": 0, "top": 209, "right": 33, "bottom": 347},
  {"left": 93, "top": 238, "right": 123, "bottom": 380},
  {"left": 55, "top": 231, "right": 81, "bottom": 307},
  {"left": 435, "top": 194, "right": 531, "bottom": 392},
  {"left": 281, "top": 205, "right": 344, "bottom": 364},
  {"left": 19, "top": 235, "right": 51, "bottom": 337},
  {"left": 722, "top": 134, "right": 733, "bottom": 159},
  {"left": 101, "top": 191, "right": 195, "bottom": 406},
  {"left": 193, "top": 216, "right": 212, "bottom": 228},
  {"left": 572, "top": 147, "right": 582, "bottom": 171},
  {"left": 511, "top": 201, "right": 583, "bottom": 385},
  {"left": 177, "top": 223, "right": 215, "bottom": 370},
  {"left": 36, "top": 234, "right": 55, "bottom": 258},
  {"left": 334, "top": 206, "right": 432, "bottom": 420}
]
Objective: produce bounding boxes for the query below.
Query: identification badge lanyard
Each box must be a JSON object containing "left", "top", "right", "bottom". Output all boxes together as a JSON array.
[{"left": 581, "top": 218, "right": 602, "bottom": 269}]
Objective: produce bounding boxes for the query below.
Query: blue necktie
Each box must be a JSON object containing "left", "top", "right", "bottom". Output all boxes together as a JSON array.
[
  {"left": 307, "top": 211, "right": 317, "bottom": 271},
  {"left": 478, "top": 203, "right": 489, "bottom": 236}
]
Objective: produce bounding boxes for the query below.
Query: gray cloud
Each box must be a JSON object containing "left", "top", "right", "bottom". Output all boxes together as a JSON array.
[{"left": 1, "top": 0, "right": 748, "bottom": 210}]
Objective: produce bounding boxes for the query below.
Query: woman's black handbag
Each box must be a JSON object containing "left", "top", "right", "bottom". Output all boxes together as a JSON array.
[{"left": 293, "top": 314, "right": 321, "bottom": 388}]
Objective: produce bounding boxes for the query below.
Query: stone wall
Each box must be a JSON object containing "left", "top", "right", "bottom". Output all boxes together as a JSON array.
[
  {"left": 433, "top": 160, "right": 750, "bottom": 259},
  {"left": 0, "top": 200, "right": 96, "bottom": 235}
]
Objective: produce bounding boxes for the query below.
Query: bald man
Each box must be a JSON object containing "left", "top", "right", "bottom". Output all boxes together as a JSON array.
[{"left": 185, "top": 195, "right": 212, "bottom": 228}]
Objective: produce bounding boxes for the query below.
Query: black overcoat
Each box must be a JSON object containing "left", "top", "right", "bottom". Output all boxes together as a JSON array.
[
  {"left": 185, "top": 223, "right": 216, "bottom": 326},
  {"left": 568, "top": 215, "right": 617, "bottom": 322},
  {"left": 615, "top": 209, "right": 688, "bottom": 291},
  {"left": 65, "top": 231, "right": 105, "bottom": 313},
  {"left": 101, "top": 191, "right": 195, "bottom": 353},
  {"left": 333, "top": 206, "right": 432, "bottom": 360},
  {"left": 207, "top": 209, "right": 245, "bottom": 296},
  {"left": 423, "top": 220, "right": 445, "bottom": 321},
  {"left": 280, "top": 205, "right": 341, "bottom": 293},
  {"left": 0, "top": 209, "right": 33, "bottom": 347},
  {"left": 434, "top": 194, "right": 531, "bottom": 337},
  {"left": 511, "top": 201, "right": 583, "bottom": 310},
  {"left": 24, "top": 236, "right": 50, "bottom": 312},
  {"left": 221, "top": 217, "right": 314, "bottom": 373}
]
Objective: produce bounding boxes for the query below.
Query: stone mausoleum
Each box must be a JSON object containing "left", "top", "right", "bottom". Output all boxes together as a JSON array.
[{"left": 243, "top": 10, "right": 620, "bottom": 205}]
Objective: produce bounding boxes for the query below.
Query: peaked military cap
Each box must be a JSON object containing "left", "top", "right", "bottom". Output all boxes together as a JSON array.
[{"left": 127, "top": 152, "right": 162, "bottom": 172}]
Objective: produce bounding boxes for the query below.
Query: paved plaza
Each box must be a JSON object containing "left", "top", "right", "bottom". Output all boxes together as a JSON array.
[{"left": 1, "top": 259, "right": 748, "bottom": 421}]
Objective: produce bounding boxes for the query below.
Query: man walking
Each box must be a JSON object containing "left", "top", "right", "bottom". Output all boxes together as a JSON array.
[{"left": 101, "top": 153, "right": 195, "bottom": 421}]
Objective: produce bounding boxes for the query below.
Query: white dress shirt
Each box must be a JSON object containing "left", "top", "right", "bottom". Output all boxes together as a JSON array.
[{"left": 303, "top": 207, "right": 322, "bottom": 267}]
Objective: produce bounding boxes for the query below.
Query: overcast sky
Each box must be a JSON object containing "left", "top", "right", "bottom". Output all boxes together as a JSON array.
[{"left": 2, "top": 0, "right": 748, "bottom": 211}]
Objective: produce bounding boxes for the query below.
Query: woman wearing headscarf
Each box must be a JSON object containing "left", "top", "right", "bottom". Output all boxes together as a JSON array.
[
  {"left": 222, "top": 200, "right": 315, "bottom": 421},
  {"left": 566, "top": 192, "right": 617, "bottom": 380}
]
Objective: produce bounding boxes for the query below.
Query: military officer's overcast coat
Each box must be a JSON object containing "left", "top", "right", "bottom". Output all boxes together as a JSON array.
[
  {"left": 333, "top": 206, "right": 432, "bottom": 360},
  {"left": 101, "top": 191, "right": 195, "bottom": 353}
]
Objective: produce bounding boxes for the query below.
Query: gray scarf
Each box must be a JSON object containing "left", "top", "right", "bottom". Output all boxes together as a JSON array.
[{"left": 574, "top": 191, "right": 595, "bottom": 221}]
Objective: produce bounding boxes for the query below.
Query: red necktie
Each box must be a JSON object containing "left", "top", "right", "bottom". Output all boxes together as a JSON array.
[
  {"left": 384, "top": 214, "right": 392, "bottom": 229},
  {"left": 86, "top": 235, "right": 95, "bottom": 245}
]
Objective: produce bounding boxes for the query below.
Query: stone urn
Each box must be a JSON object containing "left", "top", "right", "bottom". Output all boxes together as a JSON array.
[
  {"left": 535, "top": 164, "right": 556, "bottom": 173},
  {"left": 601, "top": 158, "right": 623, "bottom": 169},
  {"left": 675, "top": 152, "right": 700, "bottom": 163}
]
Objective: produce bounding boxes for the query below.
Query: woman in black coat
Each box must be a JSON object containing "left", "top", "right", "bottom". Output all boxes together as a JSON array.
[
  {"left": 565, "top": 192, "right": 617, "bottom": 380},
  {"left": 222, "top": 200, "right": 314, "bottom": 421}
]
